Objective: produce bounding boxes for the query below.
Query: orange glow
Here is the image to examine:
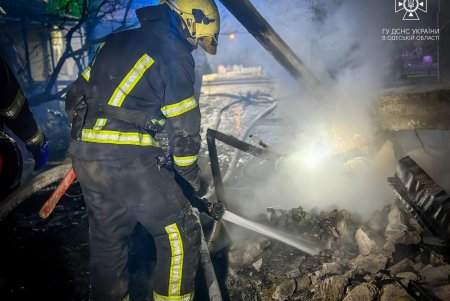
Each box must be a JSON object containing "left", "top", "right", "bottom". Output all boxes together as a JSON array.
[{"left": 228, "top": 33, "right": 236, "bottom": 41}]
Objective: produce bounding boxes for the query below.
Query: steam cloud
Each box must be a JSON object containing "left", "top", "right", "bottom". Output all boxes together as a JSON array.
[{"left": 209, "top": 0, "right": 402, "bottom": 220}]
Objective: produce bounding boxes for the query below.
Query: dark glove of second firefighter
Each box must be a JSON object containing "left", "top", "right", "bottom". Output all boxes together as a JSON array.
[
  {"left": 176, "top": 163, "right": 201, "bottom": 192},
  {"left": 26, "top": 132, "right": 49, "bottom": 170}
]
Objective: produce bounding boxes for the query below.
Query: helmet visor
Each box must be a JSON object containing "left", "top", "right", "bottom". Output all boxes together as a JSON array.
[{"left": 198, "top": 36, "right": 218, "bottom": 55}]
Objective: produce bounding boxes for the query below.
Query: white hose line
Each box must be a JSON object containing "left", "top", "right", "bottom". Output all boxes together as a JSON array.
[{"left": 0, "top": 163, "right": 72, "bottom": 221}]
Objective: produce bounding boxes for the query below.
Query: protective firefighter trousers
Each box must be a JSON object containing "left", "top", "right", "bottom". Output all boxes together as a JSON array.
[{"left": 72, "top": 155, "right": 201, "bottom": 301}]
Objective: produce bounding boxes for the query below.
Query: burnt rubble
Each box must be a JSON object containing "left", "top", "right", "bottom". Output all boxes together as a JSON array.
[
  {"left": 2, "top": 130, "right": 450, "bottom": 301},
  {"left": 223, "top": 203, "right": 450, "bottom": 301}
]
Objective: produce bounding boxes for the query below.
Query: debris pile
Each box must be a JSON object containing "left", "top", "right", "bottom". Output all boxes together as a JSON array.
[{"left": 223, "top": 203, "right": 450, "bottom": 301}]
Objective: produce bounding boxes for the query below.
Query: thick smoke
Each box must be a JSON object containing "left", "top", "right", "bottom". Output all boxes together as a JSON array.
[{"left": 210, "top": 0, "right": 402, "bottom": 220}]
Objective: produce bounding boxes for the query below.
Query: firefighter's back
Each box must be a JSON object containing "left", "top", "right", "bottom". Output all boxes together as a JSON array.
[{"left": 68, "top": 11, "right": 194, "bottom": 161}]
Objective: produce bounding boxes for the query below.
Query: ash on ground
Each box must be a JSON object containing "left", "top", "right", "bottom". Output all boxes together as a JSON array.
[{"left": 223, "top": 204, "right": 450, "bottom": 301}]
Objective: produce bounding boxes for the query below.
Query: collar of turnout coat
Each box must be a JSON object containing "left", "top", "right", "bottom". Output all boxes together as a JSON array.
[{"left": 135, "top": 4, "right": 194, "bottom": 53}]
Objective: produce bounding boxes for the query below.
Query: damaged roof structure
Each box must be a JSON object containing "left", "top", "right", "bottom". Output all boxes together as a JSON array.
[{"left": 1, "top": 0, "right": 450, "bottom": 300}]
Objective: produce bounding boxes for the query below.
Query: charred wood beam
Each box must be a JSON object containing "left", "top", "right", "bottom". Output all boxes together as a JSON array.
[
  {"left": 218, "top": 0, "right": 322, "bottom": 94},
  {"left": 388, "top": 156, "right": 450, "bottom": 243}
]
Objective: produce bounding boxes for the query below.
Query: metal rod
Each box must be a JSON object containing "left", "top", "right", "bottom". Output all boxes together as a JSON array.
[
  {"left": 222, "top": 103, "right": 278, "bottom": 183},
  {"left": 206, "top": 129, "right": 226, "bottom": 204},
  {"left": 206, "top": 128, "right": 282, "bottom": 205},
  {"left": 207, "top": 129, "right": 281, "bottom": 162}
]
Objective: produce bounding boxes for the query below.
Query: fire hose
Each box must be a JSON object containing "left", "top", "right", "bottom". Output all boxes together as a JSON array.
[{"left": 0, "top": 163, "right": 72, "bottom": 222}]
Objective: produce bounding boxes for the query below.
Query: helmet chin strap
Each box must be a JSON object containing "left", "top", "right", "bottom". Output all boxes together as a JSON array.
[
  {"left": 186, "top": 37, "right": 198, "bottom": 48},
  {"left": 177, "top": 18, "right": 198, "bottom": 48}
]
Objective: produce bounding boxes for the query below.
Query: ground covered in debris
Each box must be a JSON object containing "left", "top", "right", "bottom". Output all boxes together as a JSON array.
[
  {"left": 223, "top": 204, "right": 450, "bottom": 301},
  {"left": 2, "top": 186, "right": 449, "bottom": 301}
]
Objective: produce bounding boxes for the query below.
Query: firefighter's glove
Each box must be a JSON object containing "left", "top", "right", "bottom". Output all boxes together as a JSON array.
[
  {"left": 192, "top": 198, "right": 225, "bottom": 221},
  {"left": 206, "top": 200, "right": 226, "bottom": 221},
  {"left": 26, "top": 132, "right": 49, "bottom": 170},
  {"left": 176, "top": 163, "right": 201, "bottom": 192}
]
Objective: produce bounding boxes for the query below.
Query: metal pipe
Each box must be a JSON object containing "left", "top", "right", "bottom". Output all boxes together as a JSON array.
[
  {"left": 206, "top": 129, "right": 226, "bottom": 204},
  {"left": 222, "top": 103, "right": 278, "bottom": 183},
  {"left": 219, "top": 0, "right": 322, "bottom": 93},
  {"left": 206, "top": 128, "right": 281, "bottom": 203}
]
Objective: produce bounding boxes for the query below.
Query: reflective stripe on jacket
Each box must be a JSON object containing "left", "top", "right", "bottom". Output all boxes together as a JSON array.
[
  {"left": 0, "top": 56, "right": 40, "bottom": 143},
  {"left": 66, "top": 4, "right": 200, "bottom": 163}
]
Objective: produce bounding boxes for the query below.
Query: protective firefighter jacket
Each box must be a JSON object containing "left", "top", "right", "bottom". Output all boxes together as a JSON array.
[
  {"left": 66, "top": 4, "right": 201, "bottom": 170},
  {"left": 0, "top": 56, "right": 43, "bottom": 146}
]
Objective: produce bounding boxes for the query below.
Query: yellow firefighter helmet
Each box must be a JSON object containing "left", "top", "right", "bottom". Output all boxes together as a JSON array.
[{"left": 161, "top": 0, "right": 220, "bottom": 55}]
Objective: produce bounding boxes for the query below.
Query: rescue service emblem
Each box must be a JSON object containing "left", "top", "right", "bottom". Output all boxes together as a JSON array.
[{"left": 395, "top": 0, "right": 427, "bottom": 21}]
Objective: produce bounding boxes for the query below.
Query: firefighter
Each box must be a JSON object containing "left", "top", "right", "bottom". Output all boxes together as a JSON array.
[
  {"left": 65, "top": 1, "right": 220, "bottom": 300},
  {"left": 0, "top": 56, "right": 49, "bottom": 170}
]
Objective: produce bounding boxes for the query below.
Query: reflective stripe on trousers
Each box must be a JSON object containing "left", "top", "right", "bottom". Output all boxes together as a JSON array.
[
  {"left": 166, "top": 224, "right": 184, "bottom": 296},
  {"left": 153, "top": 292, "right": 193, "bottom": 301}
]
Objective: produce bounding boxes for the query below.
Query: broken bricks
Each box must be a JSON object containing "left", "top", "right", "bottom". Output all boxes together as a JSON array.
[
  {"left": 379, "top": 282, "right": 414, "bottom": 301},
  {"left": 272, "top": 279, "right": 296, "bottom": 301},
  {"left": 224, "top": 201, "right": 449, "bottom": 301},
  {"left": 355, "top": 227, "right": 383, "bottom": 256},
  {"left": 228, "top": 237, "right": 271, "bottom": 267},
  {"left": 221, "top": 156, "right": 450, "bottom": 300},
  {"left": 342, "top": 283, "right": 378, "bottom": 301},
  {"left": 310, "top": 275, "right": 349, "bottom": 301}
]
